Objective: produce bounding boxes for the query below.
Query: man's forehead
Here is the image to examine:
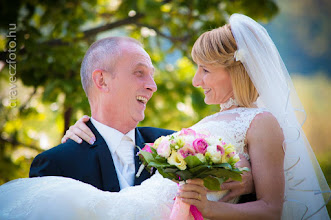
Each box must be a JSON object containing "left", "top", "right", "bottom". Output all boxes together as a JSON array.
[{"left": 135, "top": 62, "right": 155, "bottom": 71}]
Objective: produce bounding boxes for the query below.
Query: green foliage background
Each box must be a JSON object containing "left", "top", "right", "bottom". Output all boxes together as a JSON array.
[{"left": 0, "top": 0, "right": 330, "bottom": 214}]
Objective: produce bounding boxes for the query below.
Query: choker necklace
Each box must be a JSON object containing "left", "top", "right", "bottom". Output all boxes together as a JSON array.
[{"left": 220, "top": 98, "right": 239, "bottom": 112}]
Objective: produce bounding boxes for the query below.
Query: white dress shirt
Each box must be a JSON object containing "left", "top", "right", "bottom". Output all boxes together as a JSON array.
[{"left": 91, "top": 117, "right": 136, "bottom": 190}]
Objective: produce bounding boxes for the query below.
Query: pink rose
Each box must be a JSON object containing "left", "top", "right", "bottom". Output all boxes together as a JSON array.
[
  {"left": 142, "top": 143, "right": 153, "bottom": 153},
  {"left": 157, "top": 139, "right": 171, "bottom": 158},
  {"left": 178, "top": 144, "right": 196, "bottom": 158},
  {"left": 217, "top": 145, "right": 225, "bottom": 155},
  {"left": 178, "top": 128, "right": 196, "bottom": 136},
  {"left": 192, "top": 138, "right": 208, "bottom": 154}
]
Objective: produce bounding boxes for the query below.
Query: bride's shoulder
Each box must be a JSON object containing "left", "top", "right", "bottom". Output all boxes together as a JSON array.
[{"left": 247, "top": 110, "right": 283, "bottom": 139}]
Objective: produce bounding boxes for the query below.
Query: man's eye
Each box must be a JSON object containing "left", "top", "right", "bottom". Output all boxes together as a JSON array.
[
  {"left": 135, "top": 71, "right": 143, "bottom": 76},
  {"left": 203, "top": 68, "right": 209, "bottom": 73}
]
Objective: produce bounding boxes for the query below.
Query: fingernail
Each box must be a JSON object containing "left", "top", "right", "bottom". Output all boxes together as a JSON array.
[
  {"left": 78, "top": 138, "right": 82, "bottom": 144},
  {"left": 93, "top": 137, "right": 96, "bottom": 142},
  {"left": 89, "top": 139, "right": 94, "bottom": 145}
]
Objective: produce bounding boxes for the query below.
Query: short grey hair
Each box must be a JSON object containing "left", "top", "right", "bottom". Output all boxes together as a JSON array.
[{"left": 80, "top": 36, "right": 142, "bottom": 96}]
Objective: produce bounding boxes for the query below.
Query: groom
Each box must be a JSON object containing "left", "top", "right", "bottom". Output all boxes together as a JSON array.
[{"left": 29, "top": 37, "right": 174, "bottom": 191}]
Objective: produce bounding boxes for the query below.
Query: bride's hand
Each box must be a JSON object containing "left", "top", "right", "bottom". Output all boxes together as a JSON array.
[
  {"left": 177, "top": 179, "right": 211, "bottom": 218},
  {"left": 61, "top": 115, "right": 96, "bottom": 145},
  {"left": 219, "top": 155, "right": 254, "bottom": 202}
]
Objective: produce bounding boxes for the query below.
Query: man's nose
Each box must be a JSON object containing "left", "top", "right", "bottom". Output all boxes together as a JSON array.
[{"left": 145, "top": 75, "right": 157, "bottom": 92}]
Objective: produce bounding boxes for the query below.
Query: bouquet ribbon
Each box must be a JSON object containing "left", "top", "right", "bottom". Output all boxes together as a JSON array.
[{"left": 169, "top": 197, "right": 203, "bottom": 220}]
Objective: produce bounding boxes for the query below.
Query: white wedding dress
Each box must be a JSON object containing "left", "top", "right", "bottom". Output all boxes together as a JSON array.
[{"left": 0, "top": 108, "right": 327, "bottom": 219}]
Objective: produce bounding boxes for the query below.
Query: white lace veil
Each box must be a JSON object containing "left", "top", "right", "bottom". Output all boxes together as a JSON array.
[{"left": 229, "top": 14, "right": 330, "bottom": 219}]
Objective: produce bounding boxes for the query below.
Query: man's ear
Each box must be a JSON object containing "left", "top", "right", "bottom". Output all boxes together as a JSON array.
[{"left": 92, "top": 69, "right": 110, "bottom": 92}]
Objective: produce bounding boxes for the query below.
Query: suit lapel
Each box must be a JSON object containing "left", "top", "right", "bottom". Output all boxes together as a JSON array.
[
  {"left": 134, "top": 127, "right": 152, "bottom": 185},
  {"left": 87, "top": 121, "right": 120, "bottom": 192}
]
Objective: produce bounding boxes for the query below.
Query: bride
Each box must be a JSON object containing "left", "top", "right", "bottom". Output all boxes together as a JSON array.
[{"left": 0, "top": 14, "right": 329, "bottom": 219}]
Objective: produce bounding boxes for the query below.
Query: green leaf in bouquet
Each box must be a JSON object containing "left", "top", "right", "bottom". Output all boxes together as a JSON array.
[
  {"left": 149, "top": 161, "right": 173, "bottom": 168},
  {"left": 139, "top": 150, "right": 154, "bottom": 164},
  {"left": 163, "top": 167, "right": 179, "bottom": 173},
  {"left": 216, "top": 177, "right": 226, "bottom": 185},
  {"left": 189, "top": 164, "right": 210, "bottom": 176},
  {"left": 176, "top": 170, "right": 193, "bottom": 180},
  {"left": 158, "top": 168, "right": 178, "bottom": 180},
  {"left": 213, "top": 163, "right": 233, "bottom": 170},
  {"left": 151, "top": 147, "right": 157, "bottom": 155},
  {"left": 154, "top": 155, "right": 167, "bottom": 163},
  {"left": 203, "top": 176, "right": 221, "bottom": 191},
  {"left": 184, "top": 155, "right": 203, "bottom": 168},
  {"left": 197, "top": 168, "right": 242, "bottom": 181}
]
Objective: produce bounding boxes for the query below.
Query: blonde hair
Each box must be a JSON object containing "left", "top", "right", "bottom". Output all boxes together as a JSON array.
[{"left": 191, "top": 24, "right": 258, "bottom": 107}]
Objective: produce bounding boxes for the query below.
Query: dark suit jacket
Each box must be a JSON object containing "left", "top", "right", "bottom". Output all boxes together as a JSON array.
[{"left": 30, "top": 121, "right": 175, "bottom": 192}]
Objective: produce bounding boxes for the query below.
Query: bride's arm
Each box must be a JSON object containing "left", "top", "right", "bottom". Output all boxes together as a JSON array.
[
  {"left": 61, "top": 115, "right": 96, "bottom": 145},
  {"left": 178, "top": 112, "right": 285, "bottom": 220}
]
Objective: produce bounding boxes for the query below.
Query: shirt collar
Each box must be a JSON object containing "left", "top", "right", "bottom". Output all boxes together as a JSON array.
[{"left": 90, "top": 117, "right": 136, "bottom": 154}]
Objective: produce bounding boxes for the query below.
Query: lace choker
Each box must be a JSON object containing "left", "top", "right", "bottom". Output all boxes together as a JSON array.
[{"left": 220, "top": 98, "right": 239, "bottom": 112}]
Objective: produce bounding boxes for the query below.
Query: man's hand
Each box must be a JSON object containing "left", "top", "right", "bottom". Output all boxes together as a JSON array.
[{"left": 219, "top": 155, "right": 254, "bottom": 202}]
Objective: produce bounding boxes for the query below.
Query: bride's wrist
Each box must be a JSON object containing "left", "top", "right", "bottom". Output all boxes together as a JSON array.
[{"left": 203, "top": 200, "right": 217, "bottom": 219}]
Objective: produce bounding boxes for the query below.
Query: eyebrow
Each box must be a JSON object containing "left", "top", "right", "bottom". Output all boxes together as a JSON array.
[{"left": 136, "top": 63, "right": 155, "bottom": 74}]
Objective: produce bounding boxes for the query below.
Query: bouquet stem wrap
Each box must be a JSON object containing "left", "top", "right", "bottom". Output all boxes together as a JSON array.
[
  {"left": 169, "top": 182, "right": 203, "bottom": 220},
  {"left": 169, "top": 197, "right": 193, "bottom": 220}
]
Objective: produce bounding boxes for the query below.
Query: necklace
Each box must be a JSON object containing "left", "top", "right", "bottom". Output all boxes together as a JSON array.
[{"left": 220, "top": 98, "right": 239, "bottom": 112}]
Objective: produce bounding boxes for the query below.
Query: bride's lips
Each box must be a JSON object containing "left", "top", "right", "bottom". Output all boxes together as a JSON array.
[{"left": 203, "top": 88, "right": 211, "bottom": 94}]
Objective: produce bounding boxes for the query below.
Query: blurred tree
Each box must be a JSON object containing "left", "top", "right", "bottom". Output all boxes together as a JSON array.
[
  {"left": 0, "top": 0, "right": 278, "bottom": 182},
  {"left": 264, "top": 0, "right": 331, "bottom": 76}
]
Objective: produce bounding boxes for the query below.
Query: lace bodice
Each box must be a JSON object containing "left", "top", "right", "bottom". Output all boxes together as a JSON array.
[{"left": 190, "top": 107, "right": 267, "bottom": 160}]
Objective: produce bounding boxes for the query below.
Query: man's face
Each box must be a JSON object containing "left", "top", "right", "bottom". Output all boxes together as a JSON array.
[{"left": 105, "top": 43, "right": 157, "bottom": 125}]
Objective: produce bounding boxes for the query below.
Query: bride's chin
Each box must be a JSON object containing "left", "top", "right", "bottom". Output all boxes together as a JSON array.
[{"left": 204, "top": 97, "right": 217, "bottom": 105}]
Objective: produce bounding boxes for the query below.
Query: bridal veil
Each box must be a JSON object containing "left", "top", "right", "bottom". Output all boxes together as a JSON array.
[{"left": 229, "top": 13, "right": 330, "bottom": 219}]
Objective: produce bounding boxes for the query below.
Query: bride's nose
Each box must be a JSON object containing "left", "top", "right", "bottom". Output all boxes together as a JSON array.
[{"left": 192, "top": 71, "right": 202, "bottom": 87}]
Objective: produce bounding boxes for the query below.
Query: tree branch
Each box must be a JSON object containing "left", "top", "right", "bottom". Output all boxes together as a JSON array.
[
  {"left": 19, "top": 87, "right": 37, "bottom": 112},
  {"left": 134, "top": 22, "right": 191, "bottom": 43},
  {"left": 46, "top": 14, "right": 144, "bottom": 46},
  {"left": 0, "top": 51, "right": 7, "bottom": 63},
  {"left": 0, "top": 136, "right": 43, "bottom": 152}
]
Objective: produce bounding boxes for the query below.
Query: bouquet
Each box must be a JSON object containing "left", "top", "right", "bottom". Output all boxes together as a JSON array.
[
  {"left": 137, "top": 128, "right": 248, "bottom": 191},
  {"left": 137, "top": 128, "right": 248, "bottom": 219}
]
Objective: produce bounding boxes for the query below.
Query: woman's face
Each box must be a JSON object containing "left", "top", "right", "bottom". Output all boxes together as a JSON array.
[{"left": 192, "top": 63, "right": 233, "bottom": 105}]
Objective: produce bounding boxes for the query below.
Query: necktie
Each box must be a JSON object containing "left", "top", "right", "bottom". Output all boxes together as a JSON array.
[{"left": 116, "top": 135, "right": 135, "bottom": 188}]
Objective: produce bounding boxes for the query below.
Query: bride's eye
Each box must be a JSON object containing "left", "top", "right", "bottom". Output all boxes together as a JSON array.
[{"left": 203, "top": 68, "right": 210, "bottom": 73}]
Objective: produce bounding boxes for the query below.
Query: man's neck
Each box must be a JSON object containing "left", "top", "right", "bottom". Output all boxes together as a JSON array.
[{"left": 91, "top": 112, "right": 138, "bottom": 134}]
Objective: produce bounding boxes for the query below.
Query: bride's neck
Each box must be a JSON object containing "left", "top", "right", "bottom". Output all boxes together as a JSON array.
[{"left": 219, "top": 97, "right": 239, "bottom": 112}]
